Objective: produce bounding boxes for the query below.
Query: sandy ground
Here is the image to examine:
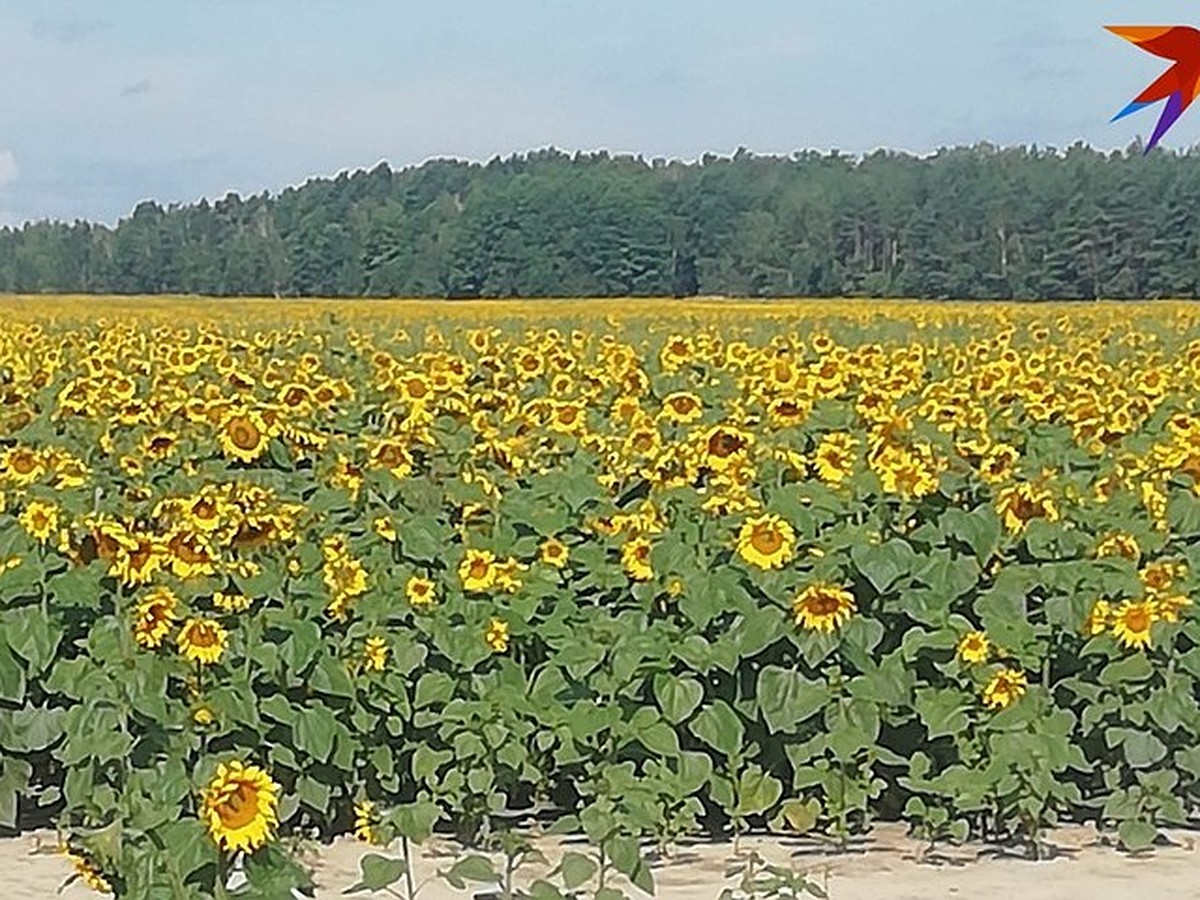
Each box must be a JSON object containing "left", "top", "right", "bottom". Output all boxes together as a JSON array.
[{"left": 8, "top": 822, "right": 1198, "bottom": 899}]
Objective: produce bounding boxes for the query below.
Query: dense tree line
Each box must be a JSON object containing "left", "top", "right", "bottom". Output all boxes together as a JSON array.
[{"left": 3, "top": 142, "right": 1200, "bottom": 299}]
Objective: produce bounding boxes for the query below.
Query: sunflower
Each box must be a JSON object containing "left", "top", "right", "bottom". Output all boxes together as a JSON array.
[
  {"left": 660, "top": 391, "right": 704, "bottom": 425},
  {"left": 1154, "top": 593, "right": 1192, "bottom": 623},
  {"left": 212, "top": 591, "right": 252, "bottom": 614},
  {"left": 201, "top": 760, "right": 280, "bottom": 853},
  {"left": 133, "top": 586, "right": 178, "bottom": 649},
  {"left": 792, "top": 583, "right": 856, "bottom": 633},
  {"left": 363, "top": 636, "right": 389, "bottom": 672},
  {"left": 373, "top": 517, "right": 398, "bottom": 542},
  {"left": 1083, "top": 599, "right": 1112, "bottom": 636},
  {"left": 994, "top": 482, "right": 1059, "bottom": 533},
  {"left": 1110, "top": 599, "right": 1156, "bottom": 650},
  {"left": 459, "top": 548, "right": 497, "bottom": 592},
  {"left": 1095, "top": 533, "right": 1140, "bottom": 561},
  {"left": 539, "top": 537, "right": 569, "bottom": 569},
  {"left": 736, "top": 514, "right": 796, "bottom": 569},
  {"left": 956, "top": 630, "right": 991, "bottom": 664},
  {"left": 485, "top": 618, "right": 510, "bottom": 653},
  {"left": 185, "top": 492, "right": 226, "bottom": 533},
  {"left": 354, "top": 799, "right": 380, "bottom": 844},
  {"left": 219, "top": 409, "right": 269, "bottom": 464},
  {"left": 405, "top": 575, "right": 436, "bottom": 609},
  {"left": 1139, "top": 560, "right": 1185, "bottom": 596},
  {"left": 1, "top": 446, "right": 44, "bottom": 486},
  {"left": 813, "top": 433, "right": 858, "bottom": 485},
  {"left": 621, "top": 536, "right": 654, "bottom": 581},
  {"left": 701, "top": 424, "right": 753, "bottom": 472},
  {"left": 62, "top": 847, "right": 111, "bottom": 894},
  {"left": 981, "top": 668, "right": 1028, "bottom": 710},
  {"left": 18, "top": 499, "right": 58, "bottom": 543},
  {"left": 178, "top": 617, "right": 229, "bottom": 665}
]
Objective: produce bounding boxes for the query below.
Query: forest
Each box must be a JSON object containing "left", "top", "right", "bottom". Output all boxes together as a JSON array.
[{"left": 1, "top": 141, "right": 1199, "bottom": 300}]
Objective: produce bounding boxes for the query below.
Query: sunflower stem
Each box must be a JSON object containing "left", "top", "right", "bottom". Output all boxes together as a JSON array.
[{"left": 401, "top": 835, "right": 416, "bottom": 900}]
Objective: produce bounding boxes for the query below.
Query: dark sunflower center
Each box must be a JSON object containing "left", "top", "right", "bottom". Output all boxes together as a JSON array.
[
  {"left": 1126, "top": 609, "right": 1150, "bottom": 633},
  {"left": 709, "top": 431, "right": 743, "bottom": 457},
  {"left": 750, "top": 527, "right": 783, "bottom": 555},
  {"left": 217, "top": 783, "right": 261, "bottom": 830},
  {"left": 228, "top": 418, "right": 261, "bottom": 450},
  {"left": 807, "top": 593, "right": 842, "bottom": 616}
]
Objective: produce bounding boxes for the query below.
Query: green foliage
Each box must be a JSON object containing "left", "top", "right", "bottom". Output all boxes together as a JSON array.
[{"left": 5, "top": 143, "right": 1200, "bottom": 300}]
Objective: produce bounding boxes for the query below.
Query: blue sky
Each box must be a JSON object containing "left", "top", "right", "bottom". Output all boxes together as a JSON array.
[{"left": 1, "top": 1, "right": 1198, "bottom": 225}]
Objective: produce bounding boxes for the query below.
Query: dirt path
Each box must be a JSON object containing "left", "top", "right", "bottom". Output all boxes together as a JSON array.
[{"left": 8, "top": 824, "right": 1197, "bottom": 899}]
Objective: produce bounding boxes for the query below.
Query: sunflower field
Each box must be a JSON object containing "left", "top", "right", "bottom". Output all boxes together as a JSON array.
[{"left": 3, "top": 296, "right": 1200, "bottom": 897}]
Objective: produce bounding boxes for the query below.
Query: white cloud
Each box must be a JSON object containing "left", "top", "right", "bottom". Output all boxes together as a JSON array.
[{"left": 0, "top": 151, "right": 17, "bottom": 188}]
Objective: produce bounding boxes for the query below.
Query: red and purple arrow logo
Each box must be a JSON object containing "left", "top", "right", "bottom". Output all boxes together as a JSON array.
[{"left": 1108, "top": 25, "right": 1200, "bottom": 153}]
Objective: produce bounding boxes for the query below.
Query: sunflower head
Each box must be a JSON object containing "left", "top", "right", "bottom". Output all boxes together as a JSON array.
[
  {"left": 202, "top": 760, "right": 280, "bottom": 854},
  {"left": 485, "top": 618, "right": 510, "bottom": 653},
  {"left": 956, "top": 630, "right": 991, "bottom": 665},
  {"left": 1110, "top": 599, "right": 1157, "bottom": 650},
  {"left": 792, "top": 583, "right": 856, "bottom": 633},
  {"left": 981, "top": 668, "right": 1028, "bottom": 710},
  {"left": 736, "top": 514, "right": 796, "bottom": 570},
  {"left": 177, "top": 617, "right": 228, "bottom": 665}
]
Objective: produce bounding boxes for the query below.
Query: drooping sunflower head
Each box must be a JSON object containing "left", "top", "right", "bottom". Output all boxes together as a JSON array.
[
  {"left": 177, "top": 617, "right": 228, "bottom": 665},
  {"left": 736, "top": 514, "right": 796, "bottom": 570},
  {"left": 363, "top": 636, "right": 389, "bottom": 672},
  {"left": 1154, "top": 593, "right": 1192, "bottom": 624},
  {"left": 201, "top": 760, "right": 280, "bottom": 854},
  {"left": 1095, "top": 532, "right": 1140, "bottom": 561},
  {"left": 792, "top": 583, "right": 856, "bottom": 633},
  {"left": 133, "top": 586, "right": 179, "bottom": 649},
  {"left": 212, "top": 591, "right": 252, "bottom": 614},
  {"left": 1083, "top": 599, "right": 1113, "bottom": 636}
]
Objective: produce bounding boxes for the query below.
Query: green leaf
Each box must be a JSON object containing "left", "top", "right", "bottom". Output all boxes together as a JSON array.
[
  {"left": 639, "top": 722, "right": 681, "bottom": 756},
  {"left": 5, "top": 605, "right": 61, "bottom": 676},
  {"left": 344, "top": 853, "right": 408, "bottom": 893},
  {"left": 1117, "top": 819, "right": 1157, "bottom": 852},
  {"left": 689, "top": 700, "right": 744, "bottom": 758},
  {"left": 1114, "top": 729, "right": 1167, "bottom": 768},
  {"left": 294, "top": 704, "right": 337, "bottom": 763},
  {"left": 756, "top": 666, "right": 829, "bottom": 732},
  {"left": 443, "top": 855, "right": 498, "bottom": 889},
  {"left": 1099, "top": 654, "right": 1153, "bottom": 686},
  {"left": 735, "top": 764, "right": 783, "bottom": 816},
  {"left": 654, "top": 675, "right": 703, "bottom": 724},
  {"left": 558, "top": 851, "right": 598, "bottom": 890},
  {"left": 776, "top": 797, "right": 820, "bottom": 834},
  {"left": 850, "top": 539, "right": 917, "bottom": 593},
  {"left": 914, "top": 687, "right": 969, "bottom": 740},
  {"left": 606, "top": 836, "right": 654, "bottom": 894},
  {"left": 0, "top": 641, "right": 25, "bottom": 704},
  {"left": 940, "top": 506, "right": 1001, "bottom": 563}
]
